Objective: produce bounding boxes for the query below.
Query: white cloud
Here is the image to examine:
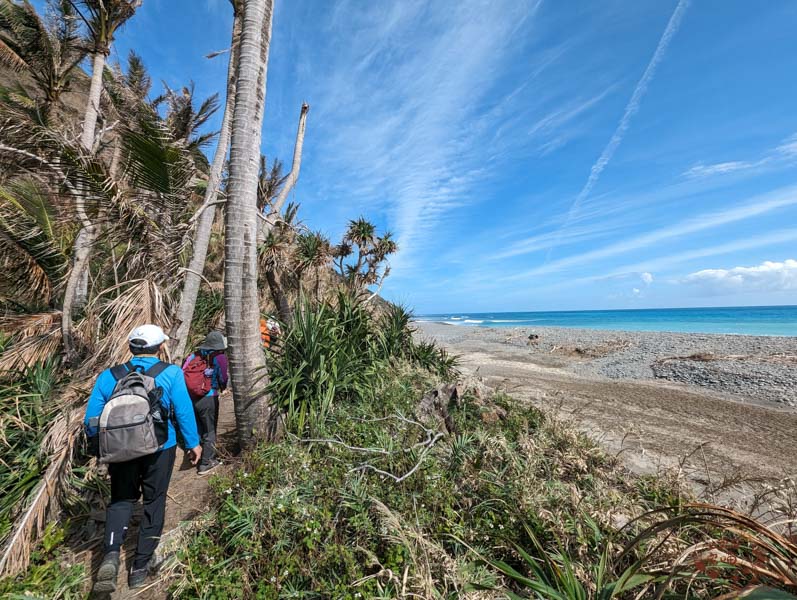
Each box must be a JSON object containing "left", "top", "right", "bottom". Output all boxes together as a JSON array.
[
  {"left": 683, "top": 259, "right": 797, "bottom": 292},
  {"left": 504, "top": 184, "right": 797, "bottom": 281},
  {"left": 550, "top": 0, "right": 690, "bottom": 246},
  {"left": 682, "top": 132, "right": 797, "bottom": 180},
  {"left": 776, "top": 133, "right": 797, "bottom": 157},
  {"left": 683, "top": 161, "right": 756, "bottom": 178},
  {"left": 640, "top": 272, "right": 653, "bottom": 285},
  {"left": 308, "top": 0, "right": 545, "bottom": 276},
  {"left": 632, "top": 287, "right": 641, "bottom": 296}
]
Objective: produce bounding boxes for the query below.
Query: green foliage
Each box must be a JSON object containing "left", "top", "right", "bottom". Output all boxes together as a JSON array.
[
  {"left": 469, "top": 521, "right": 660, "bottom": 600},
  {"left": 265, "top": 294, "right": 382, "bottom": 435},
  {"left": 266, "top": 294, "right": 457, "bottom": 436},
  {"left": 0, "top": 358, "right": 61, "bottom": 546},
  {"left": 376, "top": 303, "right": 413, "bottom": 359},
  {"left": 174, "top": 366, "right": 692, "bottom": 598},
  {"left": 0, "top": 523, "right": 85, "bottom": 599},
  {"left": 189, "top": 288, "right": 224, "bottom": 346},
  {"left": 0, "top": 178, "right": 69, "bottom": 307}
]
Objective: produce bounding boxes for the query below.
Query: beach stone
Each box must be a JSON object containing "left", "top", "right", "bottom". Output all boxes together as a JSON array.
[{"left": 416, "top": 321, "right": 797, "bottom": 409}]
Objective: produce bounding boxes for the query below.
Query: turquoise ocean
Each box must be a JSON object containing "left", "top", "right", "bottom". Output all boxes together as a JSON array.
[{"left": 416, "top": 305, "right": 797, "bottom": 337}]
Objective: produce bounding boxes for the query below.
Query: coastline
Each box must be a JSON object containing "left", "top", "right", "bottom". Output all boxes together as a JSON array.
[
  {"left": 414, "top": 321, "right": 797, "bottom": 488},
  {"left": 416, "top": 322, "right": 797, "bottom": 408},
  {"left": 416, "top": 304, "right": 797, "bottom": 337}
]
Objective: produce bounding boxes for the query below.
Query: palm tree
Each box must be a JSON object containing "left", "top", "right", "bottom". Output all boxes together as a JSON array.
[
  {"left": 60, "top": 0, "right": 139, "bottom": 356},
  {"left": 171, "top": 0, "right": 241, "bottom": 360},
  {"left": 333, "top": 219, "right": 397, "bottom": 296},
  {"left": 156, "top": 81, "right": 220, "bottom": 168},
  {"left": 224, "top": 0, "right": 275, "bottom": 447},
  {"left": 0, "top": 0, "right": 86, "bottom": 122},
  {"left": 258, "top": 200, "right": 295, "bottom": 320},
  {"left": 70, "top": 0, "right": 141, "bottom": 150}
]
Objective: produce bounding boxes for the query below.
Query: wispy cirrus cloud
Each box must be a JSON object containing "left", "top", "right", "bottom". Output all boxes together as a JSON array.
[
  {"left": 504, "top": 184, "right": 797, "bottom": 280},
  {"left": 683, "top": 161, "right": 757, "bottom": 178},
  {"left": 682, "top": 131, "right": 797, "bottom": 179},
  {"left": 547, "top": 0, "right": 690, "bottom": 251},
  {"left": 304, "top": 0, "right": 547, "bottom": 275}
]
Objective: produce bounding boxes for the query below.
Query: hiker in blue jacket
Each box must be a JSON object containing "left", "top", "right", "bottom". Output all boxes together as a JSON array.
[{"left": 84, "top": 324, "right": 202, "bottom": 593}]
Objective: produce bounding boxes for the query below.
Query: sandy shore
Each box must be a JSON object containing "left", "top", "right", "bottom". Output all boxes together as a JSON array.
[{"left": 415, "top": 322, "right": 797, "bottom": 487}]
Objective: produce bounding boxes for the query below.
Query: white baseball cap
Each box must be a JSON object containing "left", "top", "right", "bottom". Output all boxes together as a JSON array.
[{"left": 128, "top": 324, "right": 170, "bottom": 348}]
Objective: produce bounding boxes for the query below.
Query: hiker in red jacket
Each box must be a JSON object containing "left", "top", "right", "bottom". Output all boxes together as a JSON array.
[{"left": 182, "top": 331, "right": 228, "bottom": 475}]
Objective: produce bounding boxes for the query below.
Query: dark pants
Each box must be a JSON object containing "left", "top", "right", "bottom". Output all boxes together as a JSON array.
[
  {"left": 104, "top": 446, "right": 176, "bottom": 570},
  {"left": 194, "top": 394, "right": 219, "bottom": 465}
]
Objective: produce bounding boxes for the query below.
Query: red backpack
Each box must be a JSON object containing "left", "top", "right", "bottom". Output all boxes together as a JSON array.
[{"left": 182, "top": 354, "right": 210, "bottom": 401}]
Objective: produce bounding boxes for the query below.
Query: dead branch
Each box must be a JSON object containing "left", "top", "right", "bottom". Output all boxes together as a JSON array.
[
  {"left": 178, "top": 267, "right": 213, "bottom": 288},
  {"left": 350, "top": 433, "right": 445, "bottom": 483}
]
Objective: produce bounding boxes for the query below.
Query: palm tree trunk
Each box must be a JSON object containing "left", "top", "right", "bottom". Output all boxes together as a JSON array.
[
  {"left": 265, "top": 268, "right": 292, "bottom": 326},
  {"left": 258, "top": 102, "right": 309, "bottom": 240},
  {"left": 171, "top": 10, "right": 241, "bottom": 361},
  {"left": 80, "top": 52, "right": 105, "bottom": 152},
  {"left": 61, "top": 223, "right": 97, "bottom": 362},
  {"left": 61, "top": 51, "right": 106, "bottom": 357},
  {"left": 225, "top": 0, "right": 275, "bottom": 448}
]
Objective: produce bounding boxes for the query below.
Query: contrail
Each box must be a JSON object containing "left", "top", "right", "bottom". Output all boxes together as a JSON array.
[{"left": 546, "top": 0, "right": 690, "bottom": 259}]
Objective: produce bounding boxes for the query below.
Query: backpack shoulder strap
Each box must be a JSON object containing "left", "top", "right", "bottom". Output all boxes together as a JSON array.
[
  {"left": 144, "top": 360, "right": 170, "bottom": 379},
  {"left": 110, "top": 362, "right": 132, "bottom": 381}
]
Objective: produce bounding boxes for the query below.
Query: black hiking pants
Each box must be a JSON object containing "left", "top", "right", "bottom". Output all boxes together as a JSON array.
[
  {"left": 104, "top": 446, "right": 176, "bottom": 570},
  {"left": 194, "top": 394, "right": 219, "bottom": 465}
]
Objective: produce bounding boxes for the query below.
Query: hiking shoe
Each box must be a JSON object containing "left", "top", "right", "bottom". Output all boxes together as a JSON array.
[
  {"left": 197, "top": 459, "right": 221, "bottom": 476},
  {"left": 128, "top": 562, "right": 150, "bottom": 589},
  {"left": 93, "top": 551, "right": 120, "bottom": 593}
]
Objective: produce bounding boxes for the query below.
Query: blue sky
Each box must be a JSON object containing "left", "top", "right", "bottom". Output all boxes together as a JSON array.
[{"left": 60, "top": 0, "right": 797, "bottom": 313}]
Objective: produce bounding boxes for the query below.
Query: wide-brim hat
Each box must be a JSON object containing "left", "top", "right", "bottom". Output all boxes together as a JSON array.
[{"left": 198, "top": 331, "right": 227, "bottom": 351}]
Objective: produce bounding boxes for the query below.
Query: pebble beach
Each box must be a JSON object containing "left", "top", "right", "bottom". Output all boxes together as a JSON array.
[{"left": 417, "top": 322, "right": 797, "bottom": 408}]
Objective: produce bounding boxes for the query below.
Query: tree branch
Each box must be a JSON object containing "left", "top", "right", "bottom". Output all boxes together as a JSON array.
[
  {"left": 178, "top": 267, "right": 213, "bottom": 288},
  {"left": 349, "top": 433, "right": 445, "bottom": 483}
]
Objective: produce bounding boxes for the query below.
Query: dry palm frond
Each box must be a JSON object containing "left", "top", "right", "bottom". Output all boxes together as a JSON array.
[
  {"left": 0, "top": 402, "right": 83, "bottom": 578},
  {"left": 87, "top": 279, "right": 170, "bottom": 368},
  {"left": 0, "top": 324, "right": 61, "bottom": 371},
  {"left": 623, "top": 503, "right": 797, "bottom": 598},
  {"left": 370, "top": 497, "right": 459, "bottom": 597},
  {"left": 0, "top": 310, "right": 59, "bottom": 339}
]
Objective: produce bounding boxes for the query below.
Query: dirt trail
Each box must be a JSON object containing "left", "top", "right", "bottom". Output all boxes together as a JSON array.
[
  {"left": 83, "top": 393, "right": 236, "bottom": 599},
  {"left": 427, "top": 331, "right": 797, "bottom": 486}
]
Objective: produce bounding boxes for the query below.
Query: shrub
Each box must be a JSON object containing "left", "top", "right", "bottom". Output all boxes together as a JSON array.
[
  {"left": 173, "top": 366, "right": 696, "bottom": 598},
  {"left": 266, "top": 294, "right": 457, "bottom": 436}
]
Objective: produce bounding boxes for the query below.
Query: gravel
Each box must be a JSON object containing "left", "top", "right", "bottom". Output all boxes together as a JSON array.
[{"left": 416, "top": 323, "right": 797, "bottom": 408}]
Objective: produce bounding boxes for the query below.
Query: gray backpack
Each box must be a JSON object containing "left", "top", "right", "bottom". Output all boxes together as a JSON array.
[{"left": 98, "top": 361, "right": 171, "bottom": 464}]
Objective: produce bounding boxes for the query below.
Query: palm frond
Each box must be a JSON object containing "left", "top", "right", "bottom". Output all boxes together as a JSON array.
[
  {"left": 0, "top": 0, "right": 85, "bottom": 113},
  {"left": 0, "top": 310, "right": 59, "bottom": 339},
  {"left": 0, "top": 322, "right": 61, "bottom": 371},
  {"left": 0, "top": 37, "right": 27, "bottom": 72},
  {"left": 88, "top": 279, "right": 170, "bottom": 367},
  {"left": 0, "top": 181, "right": 68, "bottom": 304}
]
